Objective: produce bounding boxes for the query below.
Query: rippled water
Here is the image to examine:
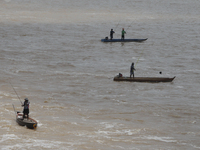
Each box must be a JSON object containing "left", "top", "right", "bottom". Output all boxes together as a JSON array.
[{"left": 0, "top": 0, "right": 200, "bottom": 149}]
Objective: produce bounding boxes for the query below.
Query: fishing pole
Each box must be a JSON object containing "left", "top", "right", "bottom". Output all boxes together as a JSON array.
[
  {"left": 10, "top": 82, "right": 23, "bottom": 105},
  {"left": 108, "top": 20, "right": 120, "bottom": 37},
  {"left": 115, "top": 20, "right": 121, "bottom": 30},
  {"left": 125, "top": 1, "right": 135, "bottom": 32},
  {"left": 126, "top": 25, "right": 131, "bottom": 32},
  {"left": 126, "top": 20, "right": 134, "bottom": 32},
  {"left": 135, "top": 50, "right": 144, "bottom": 67},
  {"left": 115, "top": 23, "right": 119, "bottom": 29}
]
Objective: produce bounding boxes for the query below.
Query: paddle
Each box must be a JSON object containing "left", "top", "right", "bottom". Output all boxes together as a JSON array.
[{"left": 12, "top": 104, "right": 17, "bottom": 116}]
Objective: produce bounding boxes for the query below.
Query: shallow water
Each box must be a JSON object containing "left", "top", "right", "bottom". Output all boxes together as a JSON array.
[{"left": 0, "top": 0, "right": 200, "bottom": 149}]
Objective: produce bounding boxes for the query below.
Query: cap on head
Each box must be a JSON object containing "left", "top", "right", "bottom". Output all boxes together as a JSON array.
[{"left": 24, "top": 98, "right": 28, "bottom": 101}]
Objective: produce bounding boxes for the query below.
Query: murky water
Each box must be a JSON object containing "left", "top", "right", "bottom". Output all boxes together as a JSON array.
[{"left": 0, "top": 0, "right": 200, "bottom": 149}]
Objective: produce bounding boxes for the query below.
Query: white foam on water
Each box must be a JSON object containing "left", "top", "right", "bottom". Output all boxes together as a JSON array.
[
  {"left": 141, "top": 136, "right": 177, "bottom": 143},
  {"left": 96, "top": 122, "right": 142, "bottom": 137},
  {"left": 0, "top": 134, "right": 19, "bottom": 143},
  {"left": 1, "top": 139, "right": 64, "bottom": 150}
]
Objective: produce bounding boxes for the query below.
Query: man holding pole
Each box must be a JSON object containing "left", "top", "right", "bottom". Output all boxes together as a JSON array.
[
  {"left": 121, "top": 28, "right": 126, "bottom": 40},
  {"left": 22, "top": 98, "right": 30, "bottom": 119},
  {"left": 110, "top": 29, "right": 115, "bottom": 40},
  {"left": 130, "top": 63, "right": 136, "bottom": 78}
]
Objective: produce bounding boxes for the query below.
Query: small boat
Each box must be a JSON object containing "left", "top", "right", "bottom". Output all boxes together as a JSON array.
[
  {"left": 113, "top": 76, "right": 175, "bottom": 82},
  {"left": 16, "top": 112, "right": 37, "bottom": 129},
  {"left": 101, "top": 38, "right": 148, "bottom": 42}
]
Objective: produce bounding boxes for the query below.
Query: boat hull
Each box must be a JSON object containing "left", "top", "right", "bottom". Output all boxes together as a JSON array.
[
  {"left": 101, "top": 38, "right": 148, "bottom": 42},
  {"left": 16, "top": 113, "right": 37, "bottom": 129},
  {"left": 113, "top": 76, "right": 175, "bottom": 82}
]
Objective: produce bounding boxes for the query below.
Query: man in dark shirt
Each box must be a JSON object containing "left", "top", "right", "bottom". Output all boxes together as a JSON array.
[
  {"left": 110, "top": 29, "right": 115, "bottom": 40},
  {"left": 22, "top": 98, "right": 30, "bottom": 119},
  {"left": 130, "top": 63, "right": 136, "bottom": 78}
]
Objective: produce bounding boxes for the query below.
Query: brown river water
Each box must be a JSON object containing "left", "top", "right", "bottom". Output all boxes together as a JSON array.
[{"left": 0, "top": 0, "right": 200, "bottom": 149}]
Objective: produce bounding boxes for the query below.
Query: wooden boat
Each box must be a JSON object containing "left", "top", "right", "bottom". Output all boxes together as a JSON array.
[
  {"left": 101, "top": 38, "right": 148, "bottom": 42},
  {"left": 16, "top": 112, "right": 37, "bottom": 129},
  {"left": 113, "top": 76, "right": 175, "bottom": 82}
]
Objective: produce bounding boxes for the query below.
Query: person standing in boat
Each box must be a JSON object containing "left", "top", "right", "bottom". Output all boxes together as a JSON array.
[
  {"left": 22, "top": 98, "right": 30, "bottom": 119},
  {"left": 110, "top": 29, "right": 115, "bottom": 40},
  {"left": 130, "top": 63, "right": 136, "bottom": 78},
  {"left": 121, "top": 28, "right": 126, "bottom": 40}
]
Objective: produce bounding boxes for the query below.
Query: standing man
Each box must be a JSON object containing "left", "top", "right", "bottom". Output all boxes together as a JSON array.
[
  {"left": 110, "top": 29, "right": 115, "bottom": 40},
  {"left": 121, "top": 28, "right": 126, "bottom": 40},
  {"left": 22, "top": 98, "right": 30, "bottom": 119},
  {"left": 130, "top": 63, "right": 136, "bottom": 78}
]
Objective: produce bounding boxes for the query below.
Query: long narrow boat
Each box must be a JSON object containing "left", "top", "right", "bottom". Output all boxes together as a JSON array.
[
  {"left": 101, "top": 38, "right": 148, "bottom": 42},
  {"left": 16, "top": 112, "right": 37, "bottom": 129},
  {"left": 113, "top": 76, "right": 175, "bottom": 82}
]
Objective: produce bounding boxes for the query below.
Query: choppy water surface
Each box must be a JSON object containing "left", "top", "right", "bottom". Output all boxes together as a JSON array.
[{"left": 0, "top": 0, "right": 200, "bottom": 149}]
